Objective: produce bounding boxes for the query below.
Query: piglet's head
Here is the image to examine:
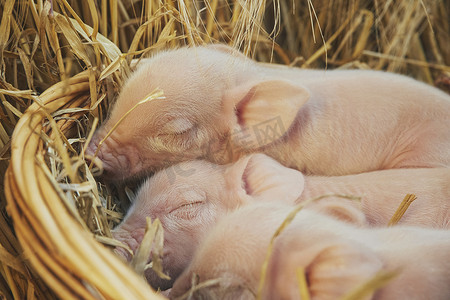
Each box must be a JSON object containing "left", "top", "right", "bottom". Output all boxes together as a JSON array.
[
  {"left": 112, "top": 159, "right": 227, "bottom": 290},
  {"left": 112, "top": 154, "right": 305, "bottom": 290},
  {"left": 86, "top": 45, "right": 310, "bottom": 181}
]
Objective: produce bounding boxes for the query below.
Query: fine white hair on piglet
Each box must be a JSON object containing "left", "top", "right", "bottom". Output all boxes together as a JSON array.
[
  {"left": 111, "top": 153, "right": 450, "bottom": 292},
  {"left": 86, "top": 44, "right": 450, "bottom": 181},
  {"left": 170, "top": 202, "right": 450, "bottom": 299}
]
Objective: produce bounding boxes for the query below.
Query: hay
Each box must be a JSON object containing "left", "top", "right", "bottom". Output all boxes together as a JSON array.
[
  {"left": 388, "top": 194, "right": 417, "bottom": 226},
  {"left": 339, "top": 270, "right": 399, "bottom": 300},
  {"left": 0, "top": 0, "right": 448, "bottom": 299}
]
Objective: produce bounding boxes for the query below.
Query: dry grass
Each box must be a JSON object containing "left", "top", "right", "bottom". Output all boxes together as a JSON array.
[
  {"left": 0, "top": 0, "right": 448, "bottom": 299},
  {"left": 388, "top": 194, "right": 417, "bottom": 226}
]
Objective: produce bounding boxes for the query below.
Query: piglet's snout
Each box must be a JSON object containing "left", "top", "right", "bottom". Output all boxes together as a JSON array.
[
  {"left": 85, "top": 134, "right": 136, "bottom": 178},
  {"left": 85, "top": 135, "right": 106, "bottom": 167}
]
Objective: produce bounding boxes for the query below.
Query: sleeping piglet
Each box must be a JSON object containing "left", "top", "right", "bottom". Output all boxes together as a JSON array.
[
  {"left": 112, "top": 153, "right": 449, "bottom": 290},
  {"left": 86, "top": 44, "right": 450, "bottom": 180},
  {"left": 170, "top": 202, "right": 450, "bottom": 300},
  {"left": 111, "top": 154, "right": 304, "bottom": 290}
]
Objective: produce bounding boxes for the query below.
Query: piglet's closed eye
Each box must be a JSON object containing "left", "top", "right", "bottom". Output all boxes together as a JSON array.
[
  {"left": 159, "top": 118, "right": 195, "bottom": 135},
  {"left": 167, "top": 189, "right": 207, "bottom": 220},
  {"left": 168, "top": 201, "right": 206, "bottom": 220}
]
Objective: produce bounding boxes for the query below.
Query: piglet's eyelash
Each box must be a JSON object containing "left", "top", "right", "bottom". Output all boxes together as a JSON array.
[
  {"left": 169, "top": 201, "right": 204, "bottom": 214},
  {"left": 158, "top": 125, "right": 196, "bottom": 137},
  {"left": 157, "top": 130, "right": 188, "bottom": 137},
  {"left": 171, "top": 128, "right": 192, "bottom": 135}
]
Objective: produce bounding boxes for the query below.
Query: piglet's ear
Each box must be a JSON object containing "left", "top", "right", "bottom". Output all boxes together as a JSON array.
[
  {"left": 225, "top": 80, "right": 309, "bottom": 150},
  {"left": 243, "top": 154, "right": 305, "bottom": 202},
  {"left": 228, "top": 154, "right": 304, "bottom": 204},
  {"left": 306, "top": 243, "right": 384, "bottom": 299},
  {"left": 265, "top": 242, "right": 383, "bottom": 300},
  {"left": 159, "top": 118, "right": 194, "bottom": 135}
]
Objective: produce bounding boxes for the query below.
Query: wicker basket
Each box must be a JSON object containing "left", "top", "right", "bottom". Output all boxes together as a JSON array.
[
  {"left": 4, "top": 71, "right": 164, "bottom": 300},
  {"left": 2, "top": 1, "right": 449, "bottom": 298}
]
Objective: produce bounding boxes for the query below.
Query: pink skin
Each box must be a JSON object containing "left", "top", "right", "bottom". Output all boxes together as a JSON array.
[
  {"left": 300, "top": 167, "right": 450, "bottom": 229},
  {"left": 170, "top": 203, "right": 450, "bottom": 300},
  {"left": 85, "top": 44, "right": 450, "bottom": 180},
  {"left": 112, "top": 153, "right": 449, "bottom": 290},
  {"left": 111, "top": 154, "right": 304, "bottom": 290}
]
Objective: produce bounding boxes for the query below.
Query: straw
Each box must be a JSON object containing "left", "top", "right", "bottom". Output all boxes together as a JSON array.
[{"left": 388, "top": 194, "right": 417, "bottom": 226}]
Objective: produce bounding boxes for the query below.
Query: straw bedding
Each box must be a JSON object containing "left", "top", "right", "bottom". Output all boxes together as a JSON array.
[{"left": 0, "top": 0, "right": 448, "bottom": 299}]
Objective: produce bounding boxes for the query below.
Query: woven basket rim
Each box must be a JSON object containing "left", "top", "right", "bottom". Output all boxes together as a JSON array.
[{"left": 5, "top": 72, "right": 165, "bottom": 300}]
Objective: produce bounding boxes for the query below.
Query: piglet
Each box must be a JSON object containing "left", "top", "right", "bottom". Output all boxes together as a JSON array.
[
  {"left": 111, "top": 153, "right": 449, "bottom": 290},
  {"left": 170, "top": 202, "right": 450, "bottom": 300},
  {"left": 86, "top": 44, "right": 450, "bottom": 180},
  {"left": 111, "top": 154, "right": 304, "bottom": 290}
]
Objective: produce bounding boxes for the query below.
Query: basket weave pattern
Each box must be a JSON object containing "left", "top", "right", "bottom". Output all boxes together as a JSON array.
[{"left": 4, "top": 72, "right": 163, "bottom": 300}]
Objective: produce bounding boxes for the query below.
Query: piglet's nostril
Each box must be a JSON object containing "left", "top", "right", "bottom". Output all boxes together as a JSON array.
[{"left": 84, "top": 138, "right": 102, "bottom": 164}]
